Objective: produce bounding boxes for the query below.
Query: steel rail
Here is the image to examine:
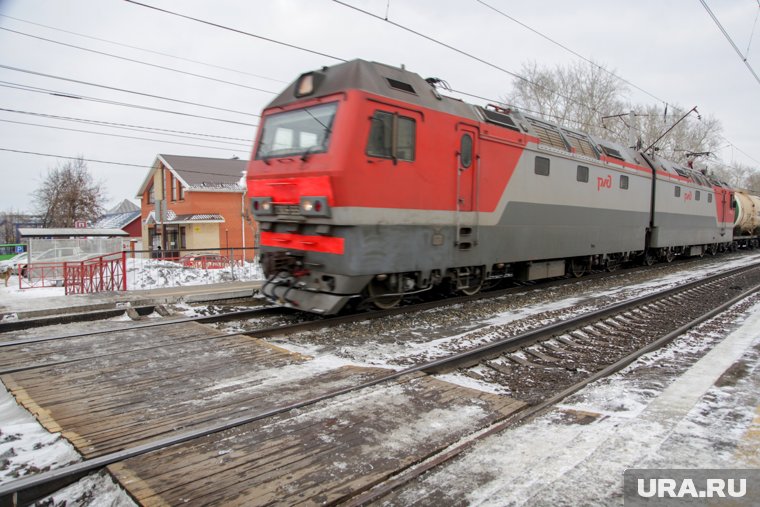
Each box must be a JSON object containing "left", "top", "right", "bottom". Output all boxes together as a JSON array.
[
  {"left": 342, "top": 274, "right": 760, "bottom": 506},
  {"left": 1, "top": 261, "right": 759, "bottom": 505},
  {"left": 0, "top": 305, "right": 286, "bottom": 348}
]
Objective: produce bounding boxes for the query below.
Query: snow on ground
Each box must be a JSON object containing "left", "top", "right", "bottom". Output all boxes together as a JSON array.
[
  {"left": 1, "top": 252, "right": 759, "bottom": 503},
  {"left": 126, "top": 258, "right": 263, "bottom": 290},
  {"left": 0, "top": 258, "right": 265, "bottom": 305},
  {"left": 0, "top": 384, "right": 79, "bottom": 482},
  {"left": 266, "top": 252, "right": 760, "bottom": 371},
  {"left": 35, "top": 470, "right": 137, "bottom": 507},
  {"left": 390, "top": 298, "right": 760, "bottom": 506}
]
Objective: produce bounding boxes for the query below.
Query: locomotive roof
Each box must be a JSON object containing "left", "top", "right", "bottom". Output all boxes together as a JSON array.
[
  {"left": 265, "top": 59, "right": 482, "bottom": 120},
  {"left": 268, "top": 60, "right": 721, "bottom": 188}
]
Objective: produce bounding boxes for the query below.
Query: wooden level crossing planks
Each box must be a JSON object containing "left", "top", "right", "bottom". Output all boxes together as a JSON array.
[
  {"left": 109, "top": 374, "right": 526, "bottom": 506},
  {"left": 0, "top": 321, "right": 222, "bottom": 372},
  {"left": 4, "top": 326, "right": 402, "bottom": 459}
]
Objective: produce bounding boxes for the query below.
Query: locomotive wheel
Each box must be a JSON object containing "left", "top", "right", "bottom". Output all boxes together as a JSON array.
[
  {"left": 570, "top": 258, "right": 586, "bottom": 278},
  {"left": 642, "top": 252, "right": 656, "bottom": 267},
  {"left": 664, "top": 250, "right": 675, "bottom": 263},
  {"left": 707, "top": 244, "right": 718, "bottom": 256},
  {"left": 367, "top": 278, "right": 402, "bottom": 310}
]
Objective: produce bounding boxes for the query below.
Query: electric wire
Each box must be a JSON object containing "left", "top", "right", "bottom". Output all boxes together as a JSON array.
[
  {"left": 330, "top": 0, "right": 606, "bottom": 119},
  {"left": 0, "top": 64, "right": 261, "bottom": 118},
  {"left": 0, "top": 119, "right": 250, "bottom": 152},
  {"left": 473, "top": 0, "right": 670, "bottom": 107},
  {"left": 0, "top": 81, "right": 257, "bottom": 128},
  {"left": 746, "top": 3, "right": 760, "bottom": 57},
  {"left": 122, "top": 0, "right": 347, "bottom": 62},
  {"left": 699, "top": 0, "right": 760, "bottom": 86},
  {"left": 0, "top": 107, "right": 252, "bottom": 142},
  {"left": 0, "top": 14, "right": 288, "bottom": 84},
  {"left": 2, "top": 3, "right": 756, "bottom": 170},
  {"left": 0, "top": 148, "right": 250, "bottom": 178},
  {"left": 0, "top": 27, "right": 278, "bottom": 95}
]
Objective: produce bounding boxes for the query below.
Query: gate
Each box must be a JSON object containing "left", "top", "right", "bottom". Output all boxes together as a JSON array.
[{"left": 64, "top": 252, "right": 127, "bottom": 295}]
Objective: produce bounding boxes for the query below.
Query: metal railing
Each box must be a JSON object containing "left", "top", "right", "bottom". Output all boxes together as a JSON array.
[
  {"left": 16, "top": 247, "right": 262, "bottom": 293},
  {"left": 64, "top": 252, "right": 127, "bottom": 295}
]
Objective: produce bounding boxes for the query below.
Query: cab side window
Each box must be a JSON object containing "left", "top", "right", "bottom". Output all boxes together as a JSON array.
[{"left": 366, "top": 110, "right": 416, "bottom": 162}]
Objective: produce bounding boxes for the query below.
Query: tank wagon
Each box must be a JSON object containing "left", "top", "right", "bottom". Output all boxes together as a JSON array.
[
  {"left": 246, "top": 59, "right": 750, "bottom": 314},
  {"left": 733, "top": 190, "right": 760, "bottom": 248}
]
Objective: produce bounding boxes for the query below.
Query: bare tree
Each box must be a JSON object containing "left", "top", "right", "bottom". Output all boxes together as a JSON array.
[
  {"left": 32, "top": 157, "right": 106, "bottom": 227},
  {"left": 745, "top": 170, "right": 760, "bottom": 193},
  {"left": 505, "top": 61, "right": 725, "bottom": 165},
  {"left": 505, "top": 60, "right": 628, "bottom": 139}
]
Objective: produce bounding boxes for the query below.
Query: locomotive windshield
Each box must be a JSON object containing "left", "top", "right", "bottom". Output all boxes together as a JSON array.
[{"left": 255, "top": 102, "right": 338, "bottom": 159}]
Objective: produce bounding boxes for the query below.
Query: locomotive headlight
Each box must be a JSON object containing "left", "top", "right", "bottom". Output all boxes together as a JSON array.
[
  {"left": 300, "top": 196, "right": 330, "bottom": 217},
  {"left": 252, "top": 197, "right": 274, "bottom": 215}
]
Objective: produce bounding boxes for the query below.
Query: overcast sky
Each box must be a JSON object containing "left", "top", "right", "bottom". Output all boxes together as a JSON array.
[{"left": 1, "top": 0, "right": 758, "bottom": 213}]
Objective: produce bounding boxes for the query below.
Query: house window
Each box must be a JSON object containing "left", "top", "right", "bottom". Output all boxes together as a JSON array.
[
  {"left": 577, "top": 165, "right": 589, "bottom": 183},
  {"left": 366, "top": 110, "right": 416, "bottom": 162},
  {"left": 675, "top": 186, "right": 681, "bottom": 197},
  {"left": 148, "top": 183, "right": 155, "bottom": 204},
  {"left": 178, "top": 182, "right": 184, "bottom": 201},
  {"left": 180, "top": 226, "right": 187, "bottom": 249},
  {"left": 171, "top": 176, "right": 178, "bottom": 202},
  {"left": 620, "top": 175, "right": 629, "bottom": 190},
  {"left": 535, "top": 156, "right": 550, "bottom": 176}
]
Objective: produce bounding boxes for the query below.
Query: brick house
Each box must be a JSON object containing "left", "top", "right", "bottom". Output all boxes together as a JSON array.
[{"left": 136, "top": 155, "right": 256, "bottom": 259}]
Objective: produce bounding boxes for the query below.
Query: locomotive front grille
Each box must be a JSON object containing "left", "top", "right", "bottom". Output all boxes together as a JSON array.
[{"left": 274, "top": 204, "right": 301, "bottom": 216}]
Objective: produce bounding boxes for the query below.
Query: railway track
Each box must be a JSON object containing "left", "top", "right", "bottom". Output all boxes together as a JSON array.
[{"left": 1, "top": 260, "right": 759, "bottom": 505}]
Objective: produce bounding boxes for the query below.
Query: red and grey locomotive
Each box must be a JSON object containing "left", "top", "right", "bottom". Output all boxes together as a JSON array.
[{"left": 246, "top": 59, "right": 742, "bottom": 314}]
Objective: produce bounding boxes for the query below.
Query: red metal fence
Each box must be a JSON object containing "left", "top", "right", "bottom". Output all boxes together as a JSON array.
[{"left": 63, "top": 252, "right": 127, "bottom": 295}]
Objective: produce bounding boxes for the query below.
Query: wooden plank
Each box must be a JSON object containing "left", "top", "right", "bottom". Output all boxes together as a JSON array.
[{"left": 111, "top": 375, "right": 525, "bottom": 506}]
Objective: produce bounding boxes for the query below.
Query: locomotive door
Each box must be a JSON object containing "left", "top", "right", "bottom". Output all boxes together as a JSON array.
[{"left": 456, "top": 124, "right": 479, "bottom": 249}]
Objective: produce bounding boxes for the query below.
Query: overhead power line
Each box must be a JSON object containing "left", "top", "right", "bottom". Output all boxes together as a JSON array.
[
  {"left": 0, "top": 148, "right": 250, "bottom": 178},
  {"left": 0, "top": 81, "right": 258, "bottom": 127},
  {"left": 699, "top": 0, "right": 760, "bottom": 86},
  {"left": 0, "top": 148, "right": 150, "bottom": 168},
  {"left": 473, "top": 0, "right": 670, "bottom": 107},
  {"left": 330, "top": 0, "right": 605, "bottom": 119},
  {"left": 0, "top": 107, "right": 251, "bottom": 142},
  {"left": 0, "top": 14, "right": 288, "bottom": 84},
  {"left": 123, "top": 0, "right": 347, "bottom": 62},
  {"left": 0, "top": 27, "right": 278, "bottom": 95},
  {"left": 0, "top": 119, "right": 250, "bottom": 152},
  {"left": 0, "top": 64, "right": 261, "bottom": 118}
]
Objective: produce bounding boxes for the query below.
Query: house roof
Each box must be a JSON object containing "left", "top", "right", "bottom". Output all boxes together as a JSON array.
[
  {"left": 144, "top": 210, "right": 225, "bottom": 225},
  {"left": 94, "top": 211, "right": 141, "bottom": 230},
  {"left": 136, "top": 155, "right": 248, "bottom": 197},
  {"left": 18, "top": 228, "right": 129, "bottom": 237},
  {"left": 93, "top": 199, "right": 141, "bottom": 229},
  {"left": 106, "top": 199, "right": 140, "bottom": 214}
]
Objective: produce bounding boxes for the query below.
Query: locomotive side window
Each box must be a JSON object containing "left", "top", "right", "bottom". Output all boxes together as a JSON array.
[
  {"left": 366, "top": 110, "right": 416, "bottom": 162},
  {"left": 620, "top": 175, "right": 629, "bottom": 190},
  {"left": 534, "top": 156, "right": 550, "bottom": 176},
  {"left": 675, "top": 186, "right": 681, "bottom": 197},
  {"left": 695, "top": 190, "right": 701, "bottom": 201},
  {"left": 576, "top": 165, "right": 589, "bottom": 182},
  {"left": 708, "top": 193, "right": 713, "bottom": 203},
  {"left": 460, "top": 134, "right": 473, "bottom": 168}
]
